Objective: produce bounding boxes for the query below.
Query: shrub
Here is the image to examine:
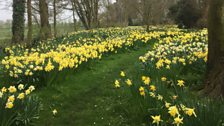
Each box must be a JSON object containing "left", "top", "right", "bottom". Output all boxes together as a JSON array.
[{"left": 168, "top": 0, "right": 202, "bottom": 28}]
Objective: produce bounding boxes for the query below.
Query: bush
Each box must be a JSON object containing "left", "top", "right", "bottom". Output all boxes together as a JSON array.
[{"left": 168, "top": 0, "right": 202, "bottom": 28}]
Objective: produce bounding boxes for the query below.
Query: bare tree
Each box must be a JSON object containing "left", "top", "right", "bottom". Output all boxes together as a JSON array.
[
  {"left": 48, "top": 0, "right": 69, "bottom": 37},
  {"left": 141, "top": 0, "right": 172, "bottom": 31},
  {"left": 72, "top": 0, "right": 99, "bottom": 29},
  {"left": 71, "top": 1, "right": 77, "bottom": 31}
]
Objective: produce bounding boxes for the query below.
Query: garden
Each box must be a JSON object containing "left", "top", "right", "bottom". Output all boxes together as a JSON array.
[
  {"left": 1, "top": 26, "right": 224, "bottom": 126},
  {"left": 1, "top": 0, "right": 224, "bottom": 125}
]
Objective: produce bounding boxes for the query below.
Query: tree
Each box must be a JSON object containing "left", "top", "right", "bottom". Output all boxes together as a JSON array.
[
  {"left": 12, "top": 0, "right": 25, "bottom": 43},
  {"left": 141, "top": 0, "right": 168, "bottom": 31},
  {"left": 202, "top": 0, "right": 224, "bottom": 97},
  {"left": 100, "top": 0, "right": 128, "bottom": 27},
  {"left": 168, "top": 0, "right": 203, "bottom": 28},
  {"left": 141, "top": 0, "right": 153, "bottom": 31},
  {"left": 71, "top": 1, "right": 77, "bottom": 31},
  {"left": 27, "top": 0, "right": 33, "bottom": 45},
  {"left": 39, "top": 0, "right": 51, "bottom": 40},
  {"left": 72, "top": 0, "right": 99, "bottom": 30},
  {"left": 49, "top": 0, "right": 69, "bottom": 37},
  {"left": 53, "top": 0, "right": 57, "bottom": 37}
]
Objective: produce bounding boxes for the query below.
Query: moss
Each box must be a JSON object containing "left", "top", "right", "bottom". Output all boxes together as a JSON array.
[{"left": 12, "top": 0, "right": 25, "bottom": 43}]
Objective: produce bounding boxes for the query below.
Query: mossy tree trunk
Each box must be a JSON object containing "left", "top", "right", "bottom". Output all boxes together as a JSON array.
[
  {"left": 12, "top": 0, "right": 25, "bottom": 43},
  {"left": 27, "top": 0, "right": 32, "bottom": 45},
  {"left": 202, "top": 0, "right": 224, "bottom": 97},
  {"left": 39, "top": 0, "right": 52, "bottom": 40}
]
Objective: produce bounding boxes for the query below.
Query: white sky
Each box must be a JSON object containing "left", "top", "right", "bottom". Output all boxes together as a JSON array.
[
  {"left": 0, "top": 0, "right": 12, "bottom": 21},
  {"left": 0, "top": 0, "right": 73, "bottom": 22},
  {"left": 0, "top": 0, "right": 116, "bottom": 22}
]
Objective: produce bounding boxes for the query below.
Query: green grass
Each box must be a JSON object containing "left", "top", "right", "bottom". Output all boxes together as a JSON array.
[
  {"left": 36, "top": 45, "right": 151, "bottom": 126},
  {"left": 0, "top": 23, "right": 81, "bottom": 48}
]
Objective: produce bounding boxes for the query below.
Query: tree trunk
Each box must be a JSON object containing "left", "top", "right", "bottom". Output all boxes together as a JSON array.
[
  {"left": 93, "top": 0, "right": 99, "bottom": 28},
  {"left": 73, "top": 0, "right": 98, "bottom": 30},
  {"left": 53, "top": 0, "right": 57, "bottom": 38},
  {"left": 142, "top": 0, "right": 151, "bottom": 32},
  {"left": 12, "top": 0, "right": 25, "bottom": 43},
  {"left": 39, "top": 0, "right": 52, "bottom": 40},
  {"left": 202, "top": 0, "right": 224, "bottom": 97},
  {"left": 27, "top": 0, "right": 32, "bottom": 45},
  {"left": 72, "top": 1, "right": 77, "bottom": 31}
]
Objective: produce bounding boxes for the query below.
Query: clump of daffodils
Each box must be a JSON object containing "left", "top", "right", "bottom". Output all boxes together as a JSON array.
[
  {"left": 114, "top": 70, "right": 197, "bottom": 126},
  {"left": 140, "top": 29, "right": 207, "bottom": 70},
  {"left": 0, "top": 84, "right": 35, "bottom": 109},
  {"left": 1, "top": 27, "right": 166, "bottom": 86}
]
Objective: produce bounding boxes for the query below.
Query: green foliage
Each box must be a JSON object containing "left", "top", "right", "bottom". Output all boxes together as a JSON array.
[{"left": 168, "top": 0, "right": 202, "bottom": 28}]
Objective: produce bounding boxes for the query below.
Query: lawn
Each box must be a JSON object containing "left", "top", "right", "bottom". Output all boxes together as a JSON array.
[
  {"left": 1, "top": 26, "right": 224, "bottom": 126},
  {"left": 36, "top": 45, "right": 151, "bottom": 126},
  {"left": 0, "top": 23, "right": 80, "bottom": 48}
]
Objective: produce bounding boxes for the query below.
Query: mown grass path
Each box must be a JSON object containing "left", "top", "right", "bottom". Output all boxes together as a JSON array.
[{"left": 36, "top": 45, "right": 151, "bottom": 126}]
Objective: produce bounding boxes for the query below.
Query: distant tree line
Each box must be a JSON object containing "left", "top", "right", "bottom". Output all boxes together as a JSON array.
[{"left": 10, "top": 0, "right": 208, "bottom": 45}]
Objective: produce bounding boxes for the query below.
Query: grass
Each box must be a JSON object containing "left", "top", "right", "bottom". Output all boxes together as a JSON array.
[
  {"left": 0, "top": 23, "right": 81, "bottom": 48},
  {"left": 36, "top": 45, "right": 151, "bottom": 126}
]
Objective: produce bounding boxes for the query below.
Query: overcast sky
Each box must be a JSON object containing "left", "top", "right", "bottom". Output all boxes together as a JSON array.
[
  {"left": 0, "top": 0, "right": 116, "bottom": 22},
  {"left": 0, "top": 0, "right": 12, "bottom": 21},
  {"left": 0, "top": 0, "right": 73, "bottom": 22}
]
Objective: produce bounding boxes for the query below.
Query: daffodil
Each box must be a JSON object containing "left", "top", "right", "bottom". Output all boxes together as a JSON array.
[
  {"left": 8, "top": 86, "right": 17, "bottom": 93},
  {"left": 168, "top": 106, "right": 179, "bottom": 117},
  {"left": 17, "top": 93, "right": 25, "bottom": 100},
  {"left": 151, "top": 115, "right": 162, "bottom": 125},
  {"left": 173, "top": 95, "right": 178, "bottom": 100},
  {"left": 161, "top": 77, "right": 167, "bottom": 81},
  {"left": 52, "top": 109, "right": 58, "bottom": 115},
  {"left": 18, "top": 84, "right": 24, "bottom": 90},
  {"left": 142, "top": 76, "right": 150, "bottom": 85},
  {"left": 29, "top": 85, "right": 35, "bottom": 92},
  {"left": 149, "top": 92, "right": 156, "bottom": 98},
  {"left": 173, "top": 116, "right": 183, "bottom": 126},
  {"left": 184, "top": 108, "right": 197, "bottom": 117},
  {"left": 139, "top": 86, "right": 145, "bottom": 96},
  {"left": 165, "top": 101, "right": 171, "bottom": 108},
  {"left": 5, "top": 102, "right": 14, "bottom": 109},
  {"left": 25, "top": 89, "right": 31, "bottom": 95},
  {"left": 125, "top": 79, "right": 132, "bottom": 86},
  {"left": 120, "top": 71, "right": 125, "bottom": 77},
  {"left": 157, "top": 94, "right": 163, "bottom": 101},
  {"left": 7, "top": 95, "right": 15, "bottom": 102},
  {"left": 114, "top": 80, "right": 120, "bottom": 88},
  {"left": 0, "top": 92, "right": 3, "bottom": 98},
  {"left": 149, "top": 85, "right": 156, "bottom": 92},
  {"left": 177, "top": 80, "right": 185, "bottom": 87},
  {"left": 1, "top": 87, "right": 7, "bottom": 93},
  {"left": 45, "top": 59, "right": 55, "bottom": 72}
]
